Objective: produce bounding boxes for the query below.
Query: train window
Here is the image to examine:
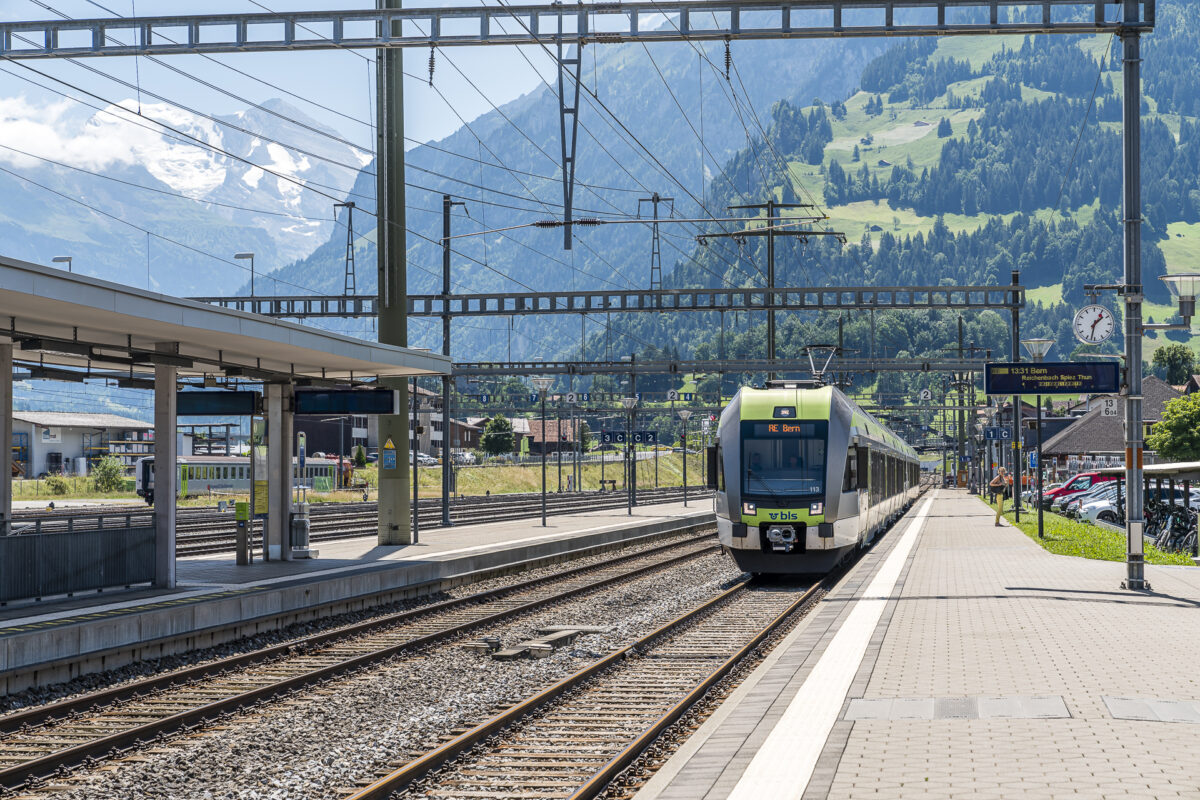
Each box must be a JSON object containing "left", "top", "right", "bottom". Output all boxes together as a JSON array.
[
  {"left": 741, "top": 420, "right": 828, "bottom": 496},
  {"left": 716, "top": 446, "right": 725, "bottom": 491},
  {"left": 843, "top": 448, "right": 858, "bottom": 492}
]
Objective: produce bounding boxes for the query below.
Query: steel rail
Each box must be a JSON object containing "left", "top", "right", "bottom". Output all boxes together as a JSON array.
[
  {"left": 0, "top": 533, "right": 717, "bottom": 791},
  {"left": 344, "top": 576, "right": 822, "bottom": 800}
]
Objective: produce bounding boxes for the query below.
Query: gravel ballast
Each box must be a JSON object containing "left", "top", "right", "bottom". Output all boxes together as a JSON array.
[
  {"left": 0, "top": 530, "right": 709, "bottom": 716},
  {"left": 46, "top": 551, "right": 741, "bottom": 800}
]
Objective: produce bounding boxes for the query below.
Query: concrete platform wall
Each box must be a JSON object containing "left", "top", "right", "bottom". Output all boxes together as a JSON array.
[{"left": 0, "top": 511, "right": 713, "bottom": 693}]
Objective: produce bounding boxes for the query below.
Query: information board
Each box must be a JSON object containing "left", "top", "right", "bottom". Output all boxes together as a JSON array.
[
  {"left": 177, "top": 390, "right": 258, "bottom": 416},
  {"left": 294, "top": 389, "right": 397, "bottom": 415},
  {"left": 984, "top": 362, "right": 1119, "bottom": 395}
]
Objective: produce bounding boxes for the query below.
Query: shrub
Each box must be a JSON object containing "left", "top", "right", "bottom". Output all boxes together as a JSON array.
[
  {"left": 91, "top": 456, "right": 126, "bottom": 493},
  {"left": 354, "top": 445, "right": 368, "bottom": 468},
  {"left": 44, "top": 474, "right": 69, "bottom": 495}
]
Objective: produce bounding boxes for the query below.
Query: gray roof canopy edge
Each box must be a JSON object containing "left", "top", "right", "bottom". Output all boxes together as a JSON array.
[{"left": 0, "top": 255, "right": 448, "bottom": 381}]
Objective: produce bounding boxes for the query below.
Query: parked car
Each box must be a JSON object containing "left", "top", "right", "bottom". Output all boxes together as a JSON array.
[
  {"left": 1063, "top": 482, "right": 1121, "bottom": 516},
  {"left": 1041, "top": 471, "right": 1121, "bottom": 510},
  {"left": 1080, "top": 486, "right": 1200, "bottom": 525}
]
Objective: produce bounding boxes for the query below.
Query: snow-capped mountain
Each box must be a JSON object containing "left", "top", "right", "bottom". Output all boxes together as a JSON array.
[{"left": 0, "top": 95, "right": 367, "bottom": 295}]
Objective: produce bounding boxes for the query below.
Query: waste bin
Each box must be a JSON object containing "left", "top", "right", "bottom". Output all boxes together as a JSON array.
[{"left": 289, "top": 502, "right": 317, "bottom": 559}]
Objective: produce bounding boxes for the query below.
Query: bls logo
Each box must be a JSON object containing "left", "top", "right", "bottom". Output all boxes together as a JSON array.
[{"left": 767, "top": 511, "right": 798, "bottom": 521}]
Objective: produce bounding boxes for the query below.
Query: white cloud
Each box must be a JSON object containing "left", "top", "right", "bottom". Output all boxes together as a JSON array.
[{"left": 0, "top": 96, "right": 228, "bottom": 198}]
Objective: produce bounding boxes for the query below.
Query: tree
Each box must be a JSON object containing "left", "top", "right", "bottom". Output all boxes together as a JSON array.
[
  {"left": 1151, "top": 342, "right": 1196, "bottom": 384},
  {"left": 937, "top": 116, "right": 953, "bottom": 137},
  {"left": 481, "top": 415, "right": 514, "bottom": 456},
  {"left": 578, "top": 421, "right": 592, "bottom": 451},
  {"left": 354, "top": 445, "right": 368, "bottom": 468},
  {"left": 91, "top": 456, "right": 126, "bottom": 493},
  {"left": 1147, "top": 394, "right": 1200, "bottom": 461}
]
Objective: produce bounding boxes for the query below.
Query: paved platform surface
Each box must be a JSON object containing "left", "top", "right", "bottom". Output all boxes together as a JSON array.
[
  {"left": 638, "top": 489, "right": 1200, "bottom": 800},
  {"left": 0, "top": 500, "right": 712, "bottom": 688}
]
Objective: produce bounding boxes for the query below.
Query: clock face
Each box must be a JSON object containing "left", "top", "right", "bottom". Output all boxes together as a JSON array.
[{"left": 1073, "top": 305, "right": 1115, "bottom": 344}]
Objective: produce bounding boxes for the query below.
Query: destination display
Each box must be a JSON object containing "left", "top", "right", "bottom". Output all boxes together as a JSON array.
[
  {"left": 294, "top": 389, "right": 397, "bottom": 415},
  {"left": 752, "top": 422, "right": 821, "bottom": 437},
  {"left": 176, "top": 390, "right": 259, "bottom": 416},
  {"left": 985, "top": 362, "right": 1120, "bottom": 395}
]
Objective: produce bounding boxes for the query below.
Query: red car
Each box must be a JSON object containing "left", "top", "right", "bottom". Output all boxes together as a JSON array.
[{"left": 1040, "top": 471, "right": 1120, "bottom": 510}]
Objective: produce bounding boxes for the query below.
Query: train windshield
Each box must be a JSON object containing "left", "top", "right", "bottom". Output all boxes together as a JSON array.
[{"left": 742, "top": 420, "right": 828, "bottom": 496}]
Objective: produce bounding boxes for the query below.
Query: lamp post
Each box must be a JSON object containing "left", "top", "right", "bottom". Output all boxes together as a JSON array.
[
  {"left": 51, "top": 256, "right": 72, "bottom": 273},
  {"left": 1021, "top": 337, "right": 1054, "bottom": 538},
  {"left": 678, "top": 409, "right": 693, "bottom": 507},
  {"left": 533, "top": 377, "right": 554, "bottom": 526},
  {"left": 622, "top": 396, "right": 637, "bottom": 515},
  {"left": 1086, "top": 272, "right": 1199, "bottom": 587},
  {"left": 234, "top": 252, "right": 255, "bottom": 298}
]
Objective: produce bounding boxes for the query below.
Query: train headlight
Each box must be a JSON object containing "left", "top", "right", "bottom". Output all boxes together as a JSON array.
[
  {"left": 742, "top": 502, "right": 756, "bottom": 515},
  {"left": 809, "top": 501, "right": 824, "bottom": 515}
]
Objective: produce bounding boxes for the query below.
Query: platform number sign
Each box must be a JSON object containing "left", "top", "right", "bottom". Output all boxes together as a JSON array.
[
  {"left": 1100, "top": 397, "right": 1120, "bottom": 417},
  {"left": 667, "top": 390, "right": 680, "bottom": 401},
  {"left": 566, "top": 392, "right": 578, "bottom": 404},
  {"left": 984, "top": 427, "right": 1012, "bottom": 441},
  {"left": 479, "top": 394, "right": 490, "bottom": 404},
  {"left": 601, "top": 431, "right": 612, "bottom": 444},
  {"left": 529, "top": 393, "right": 539, "bottom": 404},
  {"left": 918, "top": 388, "right": 932, "bottom": 402}
]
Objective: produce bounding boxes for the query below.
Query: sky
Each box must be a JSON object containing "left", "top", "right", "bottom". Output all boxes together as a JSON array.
[{"left": 0, "top": 0, "right": 560, "bottom": 149}]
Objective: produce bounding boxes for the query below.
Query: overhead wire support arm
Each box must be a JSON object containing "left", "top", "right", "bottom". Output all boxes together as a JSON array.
[
  {"left": 557, "top": 4, "right": 584, "bottom": 250},
  {"left": 0, "top": 3, "right": 1154, "bottom": 60}
]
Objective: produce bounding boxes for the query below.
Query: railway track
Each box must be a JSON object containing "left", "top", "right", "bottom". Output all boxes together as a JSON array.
[
  {"left": 10, "top": 486, "right": 710, "bottom": 557},
  {"left": 0, "top": 532, "right": 718, "bottom": 794},
  {"left": 345, "top": 578, "right": 825, "bottom": 800}
]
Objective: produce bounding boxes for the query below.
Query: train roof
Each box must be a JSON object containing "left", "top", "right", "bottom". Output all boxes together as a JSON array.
[{"left": 729, "top": 384, "right": 917, "bottom": 460}]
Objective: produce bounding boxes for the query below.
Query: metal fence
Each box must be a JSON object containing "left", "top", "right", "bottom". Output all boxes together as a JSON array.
[{"left": 0, "top": 525, "right": 156, "bottom": 602}]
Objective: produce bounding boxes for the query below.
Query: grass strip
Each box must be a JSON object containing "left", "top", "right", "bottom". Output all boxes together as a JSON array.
[{"left": 977, "top": 497, "right": 1195, "bottom": 566}]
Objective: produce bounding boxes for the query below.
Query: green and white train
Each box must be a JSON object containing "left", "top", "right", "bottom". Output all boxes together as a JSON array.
[{"left": 707, "top": 382, "right": 920, "bottom": 574}]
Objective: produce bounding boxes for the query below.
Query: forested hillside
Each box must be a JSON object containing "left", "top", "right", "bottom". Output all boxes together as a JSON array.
[
  {"left": 577, "top": 0, "right": 1200, "bottom": 403},
  {"left": 265, "top": 1, "right": 1200, "bottom": 401}
]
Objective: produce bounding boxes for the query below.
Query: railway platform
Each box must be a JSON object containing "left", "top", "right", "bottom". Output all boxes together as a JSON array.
[
  {"left": 637, "top": 489, "right": 1200, "bottom": 800},
  {"left": 0, "top": 500, "right": 712, "bottom": 692}
]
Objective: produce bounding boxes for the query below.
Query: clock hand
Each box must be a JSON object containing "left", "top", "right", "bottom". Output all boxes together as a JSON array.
[{"left": 1090, "top": 314, "right": 1102, "bottom": 333}]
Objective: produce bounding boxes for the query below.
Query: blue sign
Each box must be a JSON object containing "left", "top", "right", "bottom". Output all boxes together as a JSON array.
[
  {"left": 601, "top": 431, "right": 612, "bottom": 444},
  {"left": 683, "top": 393, "right": 693, "bottom": 401},
  {"left": 984, "top": 427, "right": 1012, "bottom": 441},
  {"left": 579, "top": 392, "right": 590, "bottom": 402},
  {"left": 530, "top": 393, "right": 539, "bottom": 404},
  {"left": 382, "top": 438, "right": 397, "bottom": 470},
  {"left": 1029, "top": 451, "right": 1038, "bottom": 469},
  {"left": 297, "top": 431, "right": 306, "bottom": 471},
  {"left": 480, "top": 394, "right": 490, "bottom": 403}
]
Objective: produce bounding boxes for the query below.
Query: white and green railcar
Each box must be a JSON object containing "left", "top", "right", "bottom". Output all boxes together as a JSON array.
[{"left": 707, "top": 382, "right": 920, "bottom": 574}]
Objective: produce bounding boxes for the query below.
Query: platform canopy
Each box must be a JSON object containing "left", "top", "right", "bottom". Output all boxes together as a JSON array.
[
  {"left": 0, "top": 255, "right": 447, "bottom": 383},
  {"left": 1097, "top": 462, "right": 1200, "bottom": 483}
]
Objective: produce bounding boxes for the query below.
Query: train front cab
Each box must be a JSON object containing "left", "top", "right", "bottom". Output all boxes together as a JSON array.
[
  {"left": 708, "top": 387, "right": 920, "bottom": 575},
  {"left": 708, "top": 388, "right": 858, "bottom": 573}
]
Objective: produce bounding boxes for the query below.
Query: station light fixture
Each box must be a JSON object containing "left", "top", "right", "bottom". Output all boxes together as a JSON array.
[
  {"left": 531, "top": 376, "right": 554, "bottom": 393},
  {"left": 234, "top": 252, "right": 255, "bottom": 297},
  {"left": 677, "top": 409, "right": 693, "bottom": 421},
  {"left": 51, "top": 256, "right": 72, "bottom": 272},
  {"left": 1020, "top": 337, "right": 1054, "bottom": 362},
  {"left": 1160, "top": 273, "right": 1200, "bottom": 323},
  {"left": 621, "top": 396, "right": 637, "bottom": 410},
  {"left": 19, "top": 337, "right": 93, "bottom": 358}
]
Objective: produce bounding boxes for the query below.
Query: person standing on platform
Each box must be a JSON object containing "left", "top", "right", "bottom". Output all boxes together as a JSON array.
[{"left": 989, "top": 467, "right": 1012, "bottom": 526}]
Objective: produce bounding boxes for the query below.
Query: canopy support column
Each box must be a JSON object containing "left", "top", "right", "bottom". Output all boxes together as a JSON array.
[
  {"left": 153, "top": 343, "right": 177, "bottom": 588},
  {"left": 0, "top": 344, "right": 11, "bottom": 536}
]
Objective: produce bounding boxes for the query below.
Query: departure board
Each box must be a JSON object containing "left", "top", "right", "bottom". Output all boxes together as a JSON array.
[{"left": 985, "top": 362, "right": 1120, "bottom": 395}]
